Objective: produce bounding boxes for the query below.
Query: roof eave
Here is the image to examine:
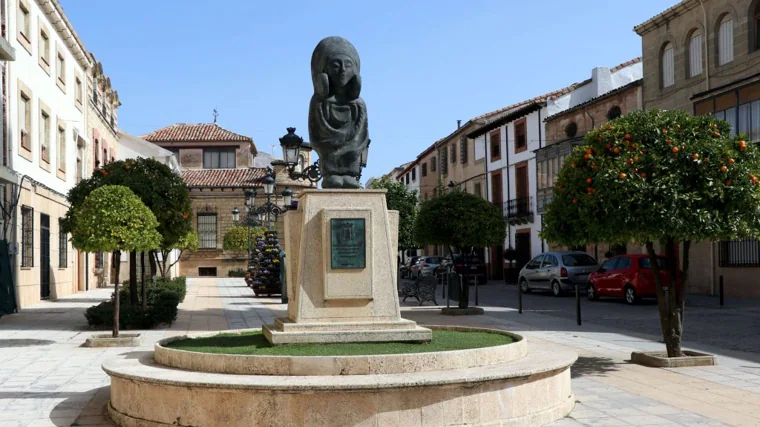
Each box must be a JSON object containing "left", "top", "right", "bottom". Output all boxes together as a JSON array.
[
  {"left": 633, "top": 0, "right": 698, "bottom": 36},
  {"left": 467, "top": 102, "right": 544, "bottom": 139}
]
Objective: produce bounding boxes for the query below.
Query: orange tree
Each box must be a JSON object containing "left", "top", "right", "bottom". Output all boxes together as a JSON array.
[{"left": 541, "top": 109, "right": 760, "bottom": 357}]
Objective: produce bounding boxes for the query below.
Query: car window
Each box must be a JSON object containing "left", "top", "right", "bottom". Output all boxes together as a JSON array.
[
  {"left": 616, "top": 257, "right": 632, "bottom": 270},
  {"left": 638, "top": 257, "right": 668, "bottom": 269},
  {"left": 526, "top": 255, "right": 545, "bottom": 269},
  {"left": 542, "top": 255, "right": 559, "bottom": 268},
  {"left": 600, "top": 258, "right": 618, "bottom": 271},
  {"left": 427, "top": 257, "right": 442, "bottom": 264},
  {"left": 562, "top": 254, "right": 597, "bottom": 266}
]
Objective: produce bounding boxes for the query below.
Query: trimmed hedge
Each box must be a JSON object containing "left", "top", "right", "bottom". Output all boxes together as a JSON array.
[
  {"left": 228, "top": 268, "right": 246, "bottom": 277},
  {"left": 86, "top": 277, "right": 185, "bottom": 329}
]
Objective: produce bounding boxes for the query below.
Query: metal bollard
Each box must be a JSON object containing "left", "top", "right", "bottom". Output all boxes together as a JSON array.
[
  {"left": 719, "top": 275, "right": 724, "bottom": 307},
  {"left": 518, "top": 280, "right": 523, "bottom": 314},
  {"left": 474, "top": 275, "right": 479, "bottom": 306},
  {"left": 576, "top": 284, "right": 582, "bottom": 326}
]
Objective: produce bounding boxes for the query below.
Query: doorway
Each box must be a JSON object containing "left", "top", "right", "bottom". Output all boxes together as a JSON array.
[
  {"left": 490, "top": 244, "right": 504, "bottom": 280},
  {"left": 40, "top": 214, "right": 51, "bottom": 300},
  {"left": 514, "top": 229, "right": 532, "bottom": 272}
]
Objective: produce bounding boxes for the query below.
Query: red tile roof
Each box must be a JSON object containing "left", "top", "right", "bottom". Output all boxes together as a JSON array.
[
  {"left": 142, "top": 123, "right": 253, "bottom": 143},
  {"left": 182, "top": 168, "right": 267, "bottom": 188}
]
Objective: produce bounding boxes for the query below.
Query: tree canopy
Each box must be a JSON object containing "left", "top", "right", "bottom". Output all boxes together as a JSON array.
[
  {"left": 70, "top": 185, "right": 162, "bottom": 253},
  {"left": 415, "top": 189, "right": 506, "bottom": 250},
  {"left": 368, "top": 176, "right": 419, "bottom": 250},
  {"left": 541, "top": 109, "right": 760, "bottom": 247},
  {"left": 62, "top": 157, "right": 192, "bottom": 250}
]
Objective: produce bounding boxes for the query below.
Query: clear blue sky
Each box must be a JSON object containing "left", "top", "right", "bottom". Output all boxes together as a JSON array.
[{"left": 60, "top": 0, "right": 673, "bottom": 182}]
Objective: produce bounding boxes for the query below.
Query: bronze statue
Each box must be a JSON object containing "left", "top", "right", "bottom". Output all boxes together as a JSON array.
[{"left": 308, "top": 37, "right": 369, "bottom": 189}]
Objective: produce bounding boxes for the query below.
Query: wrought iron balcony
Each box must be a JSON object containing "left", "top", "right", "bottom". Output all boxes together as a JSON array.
[{"left": 504, "top": 197, "right": 534, "bottom": 224}]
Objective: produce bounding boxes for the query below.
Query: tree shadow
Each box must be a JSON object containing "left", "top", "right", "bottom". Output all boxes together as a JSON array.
[
  {"left": 0, "top": 385, "right": 112, "bottom": 426},
  {"left": 571, "top": 355, "right": 623, "bottom": 379},
  {"left": 0, "top": 338, "right": 56, "bottom": 347}
]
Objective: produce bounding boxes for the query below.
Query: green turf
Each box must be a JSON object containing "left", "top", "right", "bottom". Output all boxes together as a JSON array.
[{"left": 165, "top": 330, "right": 513, "bottom": 356}]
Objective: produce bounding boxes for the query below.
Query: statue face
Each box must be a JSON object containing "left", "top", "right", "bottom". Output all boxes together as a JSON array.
[{"left": 326, "top": 54, "right": 355, "bottom": 88}]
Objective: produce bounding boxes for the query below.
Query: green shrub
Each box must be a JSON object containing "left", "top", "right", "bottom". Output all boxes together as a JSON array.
[
  {"left": 85, "top": 301, "right": 151, "bottom": 329},
  {"left": 119, "top": 276, "right": 187, "bottom": 306},
  {"left": 149, "top": 289, "right": 180, "bottom": 325},
  {"left": 87, "top": 276, "right": 186, "bottom": 329},
  {"left": 228, "top": 268, "right": 246, "bottom": 277}
]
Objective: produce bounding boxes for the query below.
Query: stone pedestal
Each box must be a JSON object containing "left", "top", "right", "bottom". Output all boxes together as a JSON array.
[{"left": 263, "top": 189, "right": 431, "bottom": 344}]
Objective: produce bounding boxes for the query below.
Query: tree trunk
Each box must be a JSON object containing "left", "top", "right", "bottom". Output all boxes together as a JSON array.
[
  {"left": 664, "top": 238, "right": 683, "bottom": 357},
  {"left": 149, "top": 250, "right": 157, "bottom": 278},
  {"left": 645, "top": 242, "right": 672, "bottom": 354},
  {"left": 112, "top": 250, "right": 121, "bottom": 338},
  {"left": 129, "top": 250, "right": 138, "bottom": 305},
  {"left": 458, "top": 246, "right": 470, "bottom": 309},
  {"left": 141, "top": 252, "right": 147, "bottom": 310},
  {"left": 112, "top": 252, "right": 121, "bottom": 285},
  {"left": 679, "top": 241, "right": 691, "bottom": 331}
]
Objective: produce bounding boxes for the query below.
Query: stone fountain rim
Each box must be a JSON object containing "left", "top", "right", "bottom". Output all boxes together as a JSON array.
[
  {"left": 153, "top": 325, "right": 527, "bottom": 376},
  {"left": 103, "top": 340, "right": 576, "bottom": 392}
]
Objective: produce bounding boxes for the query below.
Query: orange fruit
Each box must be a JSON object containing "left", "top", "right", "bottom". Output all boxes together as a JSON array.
[
  {"left": 586, "top": 178, "right": 593, "bottom": 184},
  {"left": 624, "top": 134, "right": 632, "bottom": 140},
  {"left": 666, "top": 139, "right": 672, "bottom": 146},
  {"left": 584, "top": 153, "right": 591, "bottom": 160},
  {"left": 662, "top": 129, "right": 668, "bottom": 135},
  {"left": 586, "top": 187, "right": 593, "bottom": 194},
  {"left": 605, "top": 143, "right": 611, "bottom": 149},
  {"left": 613, "top": 147, "right": 620, "bottom": 154},
  {"left": 572, "top": 198, "right": 578, "bottom": 205},
  {"left": 720, "top": 165, "right": 728, "bottom": 172},
  {"left": 712, "top": 132, "right": 721, "bottom": 137},
  {"left": 626, "top": 158, "right": 633, "bottom": 165},
  {"left": 728, "top": 158, "right": 735, "bottom": 164},
  {"left": 640, "top": 172, "right": 647, "bottom": 178},
  {"left": 672, "top": 147, "right": 679, "bottom": 153},
  {"left": 619, "top": 173, "right": 627, "bottom": 180},
  {"left": 692, "top": 153, "right": 699, "bottom": 160}
]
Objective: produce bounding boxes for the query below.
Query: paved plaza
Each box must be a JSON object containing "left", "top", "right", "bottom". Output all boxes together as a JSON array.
[{"left": 1, "top": 278, "right": 759, "bottom": 426}]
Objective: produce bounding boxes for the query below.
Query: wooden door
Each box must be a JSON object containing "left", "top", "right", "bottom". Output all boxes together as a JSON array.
[
  {"left": 491, "top": 171, "right": 503, "bottom": 204},
  {"left": 515, "top": 163, "right": 529, "bottom": 200}
]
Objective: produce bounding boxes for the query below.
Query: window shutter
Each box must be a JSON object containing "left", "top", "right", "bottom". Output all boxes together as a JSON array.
[
  {"left": 451, "top": 143, "right": 456, "bottom": 164},
  {"left": 460, "top": 136, "right": 468, "bottom": 163},
  {"left": 719, "top": 17, "right": 734, "bottom": 66},
  {"left": 689, "top": 32, "right": 703, "bottom": 77},
  {"left": 662, "top": 44, "right": 675, "bottom": 88}
]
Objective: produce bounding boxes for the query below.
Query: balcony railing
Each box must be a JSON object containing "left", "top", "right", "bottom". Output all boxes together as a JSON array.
[{"left": 504, "top": 197, "right": 533, "bottom": 224}]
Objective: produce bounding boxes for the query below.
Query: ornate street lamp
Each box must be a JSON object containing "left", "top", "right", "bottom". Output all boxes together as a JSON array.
[
  {"left": 231, "top": 207, "right": 240, "bottom": 223},
  {"left": 277, "top": 127, "right": 321, "bottom": 184}
]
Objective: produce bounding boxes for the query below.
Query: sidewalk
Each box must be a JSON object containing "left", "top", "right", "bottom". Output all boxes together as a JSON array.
[{"left": 1, "top": 278, "right": 758, "bottom": 426}]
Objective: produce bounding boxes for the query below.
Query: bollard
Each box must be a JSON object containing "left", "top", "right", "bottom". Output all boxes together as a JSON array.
[
  {"left": 719, "top": 275, "right": 724, "bottom": 307},
  {"left": 518, "top": 280, "right": 523, "bottom": 314},
  {"left": 576, "top": 284, "right": 582, "bottom": 326},
  {"left": 474, "top": 275, "right": 479, "bottom": 306}
]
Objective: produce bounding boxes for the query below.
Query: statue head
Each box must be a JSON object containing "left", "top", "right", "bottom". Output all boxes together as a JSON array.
[{"left": 311, "top": 36, "right": 362, "bottom": 100}]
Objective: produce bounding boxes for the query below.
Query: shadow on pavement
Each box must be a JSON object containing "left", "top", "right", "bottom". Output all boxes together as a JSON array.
[{"left": 571, "top": 356, "right": 623, "bottom": 379}]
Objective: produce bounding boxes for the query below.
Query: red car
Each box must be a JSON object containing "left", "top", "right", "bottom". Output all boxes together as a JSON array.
[{"left": 587, "top": 254, "right": 682, "bottom": 304}]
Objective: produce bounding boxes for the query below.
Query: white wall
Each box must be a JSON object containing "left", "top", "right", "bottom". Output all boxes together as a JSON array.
[{"left": 8, "top": 0, "right": 87, "bottom": 195}]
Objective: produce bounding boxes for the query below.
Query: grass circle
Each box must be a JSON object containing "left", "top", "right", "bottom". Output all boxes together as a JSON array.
[{"left": 166, "top": 329, "right": 513, "bottom": 356}]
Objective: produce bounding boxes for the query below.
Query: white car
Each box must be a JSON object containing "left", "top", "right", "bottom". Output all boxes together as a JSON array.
[{"left": 410, "top": 256, "right": 444, "bottom": 279}]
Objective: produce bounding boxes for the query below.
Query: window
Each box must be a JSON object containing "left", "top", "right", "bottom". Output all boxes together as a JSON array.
[
  {"left": 411, "top": 167, "right": 416, "bottom": 181},
  {"left": 430, "top": 156, "right": 436, "bottom": 172},
  {"left": 39, "top": 27, "right": 51, "bottom": 72},
  {"left": 541, "top": 255, "right": 559, "bottom": 268},
  {"left": 103, "top": 149, "right": 108, "bottom": 165},
  {"left": 526, "top": 255, "right": 545, "bottom": 270},
  {"left": 92, "top": 85, "right": 98, "bottom": 104},
  {"left": 661, "top": 43, "right": 675, "bottom": 88},
  {"left": 405, "top": 174, "right": 409, "bottom": 184},
  {"left": 75, "top": 77, "right": 83, "bottom": 108},
  {"left": 737, "top": 99, "right": 760, "bottom": 142},
  {"left": 57, "top": 124, "right": 65, "bottom": 171},
  {"left": 95, "top": 252, "right": 104, "bottom": 269},
  {"left": 58, "top": 218, "right": 67, "bottom": 268},
  {"left": 718, "top": 15, "right": 734, "bottom": 66},
  {"left": 616, "top": 257, "right": 632, "bottom": 270},
  {"left": 688, "top": 30, "right": 703, "bottom": 77},
  {"left": 440, "top": 147, "right": 448, "bottom": 174},
  {"left": 565, "top": 122, "right": 578, "bottom": 138},
  {"left": 515, "top": 119, "right": 527, "bottom": 153},
  {"left": 600, "top": 258, "right": 618, "bottom": 271},
  {"left": 422, "top": 162, "right": 427, "bottom": 177},
  {"left": 19, "top": 88, "right": 31, "bottom": 152},
  {"left": 490, "top": 129, "right": 501, "bottom": 160},
  {"left": 94, "top": 139, "right": 100, "bottom": 167},
  {"left": 719, "top": 239, "right": 760, "bottom": 267},
  {"left": 198, "top": 214, "right": 218, "bottom": 249},
  {"left": 21, "top": 206, "right": 33, "bottom": 267},
  {"left": 474, "top": 182, "right": 482, "bottom": 198},
  {"left": 754, "top": 2, "right": 760, "bottom": 52},
  {"left": 562, "top": 254, "right": 597, "bottom": 267},
  {"left": 203, "top": 148, "right": 236, "bottom": 169},
  {"left": 16, "top": 0, "right": 31, "bottom": 52},
  {"left": 450, "top": 142, "right": 457, "bottom": 164},
  {"left": 198, "top": 267, "right": 217, "bottom": 277},
  {"left": 56, "top": 51, "right": 66, "bottom": 88},
  {"left": 606, "top": 106, "right": 622, "bottom": 121},
  {"left": 460, "top": 136, "right": 468, "bottom": 164},
  {"left": 639, "top": 257, "right": 669, "bottom": 269},
  {"left": 110, "top": 110, "right": 115, "bottom": 128},
  {"left": 40, "top": 109, "right": 50, "bottom": 163}
]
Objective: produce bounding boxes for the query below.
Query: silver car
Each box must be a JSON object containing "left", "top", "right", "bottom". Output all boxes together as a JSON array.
[
  {"left": 518, "top": 251, "right": 599, "bottom": 296},
  {"left": 410, "top": 256, "right": 444, "bottom": 279}
]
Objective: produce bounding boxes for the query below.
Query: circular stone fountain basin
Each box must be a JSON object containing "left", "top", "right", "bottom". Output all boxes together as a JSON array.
[{"left": 104, "top": 326, "right": 577, "bottom": 427}]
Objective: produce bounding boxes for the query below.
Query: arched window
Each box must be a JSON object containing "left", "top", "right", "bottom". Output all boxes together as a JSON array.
[
  {"left": 687, "top": 29, "right": 703, "bottom": 77},
  {"left": 661, "top": 43, "right": 675, "bottom": 88},
  {"left": 718, "top": 14, "right": 734, "bottom": 66},
  {"left": 564, "top": 122, "right": 577, "bottom": 138},
  {"left": 94, "top": 139, "right": 100, "bottom": 167},
  {"left": 606, "top": 106, "right": 622, "bottom": 121},
  {"left": 751, "top": 0, "right": 760, "bottom": 52}
]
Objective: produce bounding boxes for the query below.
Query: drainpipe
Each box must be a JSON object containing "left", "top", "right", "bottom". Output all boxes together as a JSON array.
[
  {"left": 584, "top": 106, "right": 595, "bottom": 130},
  {"left": 700, "top": 0, "right": 710, "bottom": 92}
]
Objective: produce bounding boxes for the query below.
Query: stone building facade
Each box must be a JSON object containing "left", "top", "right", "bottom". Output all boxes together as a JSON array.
[
  {"left": 635, "top": 0, "right": 760, "bottom": 297},
  {"left": 143, "top": 123, "right": 313, "bottom": 277}
]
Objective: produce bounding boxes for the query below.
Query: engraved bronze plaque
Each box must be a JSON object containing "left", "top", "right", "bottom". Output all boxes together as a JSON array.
[{"left": 330, "top": 218, "right": 366, "bottom": 269}]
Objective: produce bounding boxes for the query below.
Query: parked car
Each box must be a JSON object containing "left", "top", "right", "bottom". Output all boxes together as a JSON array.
[
  {"left": 410, "top": 256, "right": 444, "bottom": 279},
  {"left": 518, "top": 251, "right": 599, "bottom": 296},
  {"left": 433, "top": 255, "right": 487, "bottom": 284},
  {"left": 587, "top": 254, "right": 682, "bottom": 304},
  {"left": 399, "top": 256, "right": 421, "bottom": 279}
]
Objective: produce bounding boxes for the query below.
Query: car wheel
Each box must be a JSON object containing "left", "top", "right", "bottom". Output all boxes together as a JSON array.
[
  {"left": 624, "top": 285, "right": 638, "bottom": 305},
  {"left": 520, "top": 279, "right": 531, "bottom": 293},
  {"left": 551, "top": 281, "right": 562, "bottom": 297},
  {"left": 587, "top": 284, "right": 598, "bottom": 301}
]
